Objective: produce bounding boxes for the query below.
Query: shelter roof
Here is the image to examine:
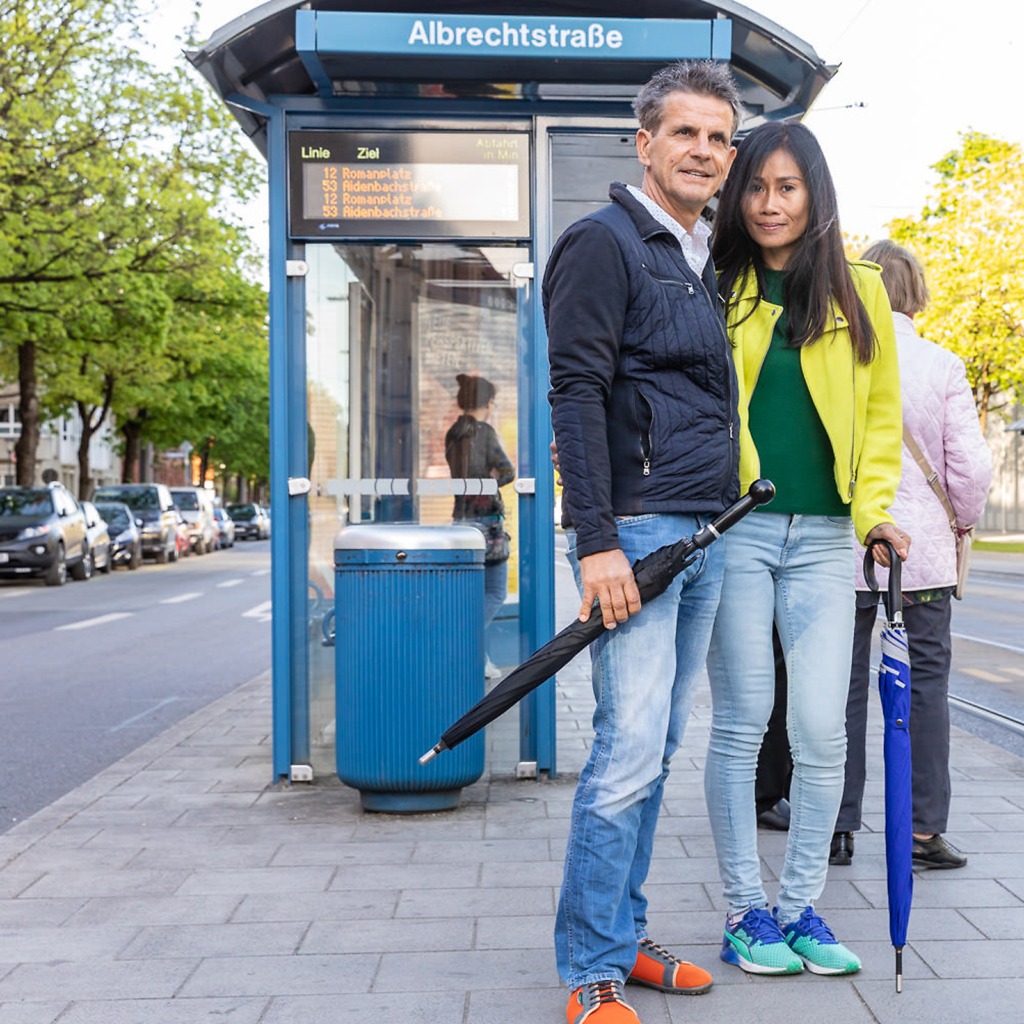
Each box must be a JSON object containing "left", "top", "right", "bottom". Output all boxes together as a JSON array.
[{"left": 186, "top": 0, "right": 836, "bottom": 154}]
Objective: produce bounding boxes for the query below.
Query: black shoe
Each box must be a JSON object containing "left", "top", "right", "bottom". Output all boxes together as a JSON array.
[
  {"left": 912, "top": 834, "right": 967, "bottom": 869},
  {"left": 757, "top": 798, "right": 791, "bottom": 831},
  {"left": 829, "top": 831, "right": 854, "bottom": 866}
]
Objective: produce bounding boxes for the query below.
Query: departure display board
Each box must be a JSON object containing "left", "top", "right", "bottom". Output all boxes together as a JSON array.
[{"left": 288, "top": 130, "right": 531, "bottom": 239}]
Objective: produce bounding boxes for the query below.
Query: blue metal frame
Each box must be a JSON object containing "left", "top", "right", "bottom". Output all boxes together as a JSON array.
[{"left": 227, "top": 94, "right": 295, "bottom": 780}]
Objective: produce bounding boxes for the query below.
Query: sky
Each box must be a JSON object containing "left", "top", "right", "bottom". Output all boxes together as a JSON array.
[{"left": 147, "top": 0, "right": 1024, "bottom": 245}]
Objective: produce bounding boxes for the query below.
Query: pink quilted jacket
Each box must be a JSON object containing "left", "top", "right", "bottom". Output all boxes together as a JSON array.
[{"left": 855, "top": 313, "right": 992, "bottom": 592}]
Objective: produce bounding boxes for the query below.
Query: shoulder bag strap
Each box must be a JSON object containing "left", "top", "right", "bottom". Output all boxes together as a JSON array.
[{"left": 902, "top": 425, "right": 959, "bottom": 530}]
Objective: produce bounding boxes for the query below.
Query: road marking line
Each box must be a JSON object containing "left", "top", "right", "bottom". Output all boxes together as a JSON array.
[
  {"left": 251, "top": 569, "right": 271, "bottom": 577},
  {"left": 109, "top": 696, "right": 180, "bottom": 733},
  {"left": 243, "top": 600, "right": 272, "bottom": 622},
  {"left": 56, "top": 612, "right": 134, "bottom": 631},
  {"left": 952, "top": 632, "right": 1024, "bottom": 656},
  {"left": 961, "top": 667, "right": 1010, "bottom": 684},
  {"left": 216, "top": 579, "right": 244, "bottom": 588},
  {"left": 160, "top": 592, "right": 203, "bottom": 605}
]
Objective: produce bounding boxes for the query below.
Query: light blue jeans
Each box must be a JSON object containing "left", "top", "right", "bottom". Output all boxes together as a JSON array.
[
  {"left": 483, "top": 560, "right": 508, "bottom": 628},
  {"left": 704, "top": 512, "right": 854, "bottom": 923},
  {"left": 556, "top": 513, "right": 724, "bottom": 986}
]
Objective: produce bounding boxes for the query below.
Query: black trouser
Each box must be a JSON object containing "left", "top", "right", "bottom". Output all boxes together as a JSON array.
[{"left": 836, "top": 590, "right": 954, "bottom": 835}]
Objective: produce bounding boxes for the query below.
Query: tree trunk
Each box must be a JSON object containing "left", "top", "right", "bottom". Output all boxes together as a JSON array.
[
  {"left": 74, "top": 375, "right": 114, "bottom": 500},
  {"left": 121, "top": 420, "right": 141, "bottom": 482},
  {"left": 15, "top": 341, "right": 40, "bottom": 487}
]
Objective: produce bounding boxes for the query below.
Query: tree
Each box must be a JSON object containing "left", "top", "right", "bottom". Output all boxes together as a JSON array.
[
  {"left": 890, "top": 133, "right": 1024, "bottom": 432},
  {"left": 0, "top": 0, "right": 263, "bottom": 485}
]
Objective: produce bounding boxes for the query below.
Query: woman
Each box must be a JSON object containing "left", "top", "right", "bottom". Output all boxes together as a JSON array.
[
  {"left": 831, "top": 241, "right": 992, "bottom": 869},
  {"left": 444, "top": 373, "right": 515, "bottom": 676},
  {"left": 704, "top": 122, "right": 909, "bottom": 977}
]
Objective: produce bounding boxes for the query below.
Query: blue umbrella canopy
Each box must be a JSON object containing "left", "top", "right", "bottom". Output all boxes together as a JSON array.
[{"left": 865, "top": 542, "right": 913, "bottom": 993}]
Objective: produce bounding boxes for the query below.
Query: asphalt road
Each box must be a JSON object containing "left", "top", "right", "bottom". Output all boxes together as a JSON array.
[
  {"left": 0, "top": 539, "right": 272, "bottom": 833},
  {"left": 947, "top": 550, "right": 1024, "bottom": 757}
]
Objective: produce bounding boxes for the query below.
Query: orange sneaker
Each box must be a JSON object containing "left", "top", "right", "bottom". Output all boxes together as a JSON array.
[
  {"left": 566, "top": 980, "right": 641, "bottom": 1023},
  {"left": 628, "top": 937, "right": 713, "bottom": 995}
]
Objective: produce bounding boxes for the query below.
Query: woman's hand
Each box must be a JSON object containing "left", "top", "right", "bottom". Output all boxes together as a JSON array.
[{"left": 865, "top": 522, "right": 911, "bottom": 566}]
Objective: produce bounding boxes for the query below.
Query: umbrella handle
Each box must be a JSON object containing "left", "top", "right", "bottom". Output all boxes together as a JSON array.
[
  {"left": 694, "top": 479, "right": 776, "bottom": 548},
  {"left": 864, "top": 539, "right": 903, "bottom": 621}
]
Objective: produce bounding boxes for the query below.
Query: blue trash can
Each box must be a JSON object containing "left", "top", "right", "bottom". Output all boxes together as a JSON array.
[{"left": 334, "top": 524, "right": 485, "bottom": 812}]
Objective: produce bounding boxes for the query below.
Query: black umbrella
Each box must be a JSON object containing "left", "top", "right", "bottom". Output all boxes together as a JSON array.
[{"left": 420, "top": 479, "right": 776, "bottom": 764}]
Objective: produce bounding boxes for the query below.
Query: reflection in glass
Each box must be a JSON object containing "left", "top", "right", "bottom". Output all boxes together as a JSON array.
[{"left": 304, "top": 243, "right": 525, "bottom": 771}]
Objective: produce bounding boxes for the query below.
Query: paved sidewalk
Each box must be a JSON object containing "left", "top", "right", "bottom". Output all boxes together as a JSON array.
[{"left": 2, "top": 555, "right": 1024, "bottom": 1023}]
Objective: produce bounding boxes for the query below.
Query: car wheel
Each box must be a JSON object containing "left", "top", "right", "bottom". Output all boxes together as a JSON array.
[
  {"left": 100, "top": 546, "right": 113, "bottom": 573},
  {"left": 71, "top": 548, "right": 93, "bottom": 581},
  {"left": 156, "top": 537, "right": 169, "bottom": 564},
  {"left": 129, "top": 543, "right": 141, "bottom": 570},
  {"left": 195, "top": 538, "right": 206, "bottom": 556},
  {"left": 45, "top": 545, "right": 67, "bottom": 587}
]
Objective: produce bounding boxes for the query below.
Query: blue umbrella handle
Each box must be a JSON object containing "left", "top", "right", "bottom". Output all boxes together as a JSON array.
[{"left": 864, "top": 539, "right": 903, "bottom": 623}]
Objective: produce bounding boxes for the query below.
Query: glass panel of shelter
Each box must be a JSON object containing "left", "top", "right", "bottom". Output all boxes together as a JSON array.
[{"left": 304, "top": 242, "right": 525, "bottom": 770}]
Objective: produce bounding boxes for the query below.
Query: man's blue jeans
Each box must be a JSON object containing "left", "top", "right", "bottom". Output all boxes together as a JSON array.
[
  {"left": 704, "top": 512, "right": 855, "bottom": 923},
  {"left": 556, "top": 512, "right": 723, "bottom": 986}
]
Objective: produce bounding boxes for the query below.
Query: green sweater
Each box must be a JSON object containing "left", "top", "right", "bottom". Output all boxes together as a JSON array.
[{"left": 748, "top": 270, "right": 849, "bottom": 517}]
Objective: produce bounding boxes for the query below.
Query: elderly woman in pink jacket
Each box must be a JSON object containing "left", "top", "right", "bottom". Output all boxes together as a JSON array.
[{"left": 830, "top": 240, "right": 993, "bottom": 869}]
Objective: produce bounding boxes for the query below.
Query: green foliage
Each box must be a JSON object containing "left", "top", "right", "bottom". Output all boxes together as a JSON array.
[
  {"left": 890, "top": 133, "right": 1024, "bottom": 431},
  {"left": 0, "top": 0, "right": 268, "bottom": 486}
]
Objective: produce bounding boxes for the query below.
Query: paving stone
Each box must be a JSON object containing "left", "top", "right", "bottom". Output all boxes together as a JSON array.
[
  {"left": 178, "top": 953, "right": 379, "bottom": 997},
  {"left": 300, "top": 917, "right": 474, "bottom": 954}
]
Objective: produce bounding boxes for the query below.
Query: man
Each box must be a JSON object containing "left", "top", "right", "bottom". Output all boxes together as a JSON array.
[{"left": 543, "top": 61, "right": 742, "bottom": 1024}]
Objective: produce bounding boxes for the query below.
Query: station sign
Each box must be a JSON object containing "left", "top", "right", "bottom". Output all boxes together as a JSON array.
[{"left": 298, "top": 11, "right": 731, "bottom": 63}]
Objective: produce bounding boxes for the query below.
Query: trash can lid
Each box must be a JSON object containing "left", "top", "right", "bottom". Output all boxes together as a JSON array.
[{"left": 334, "top": 523, "right": 484, "bottom": 551}]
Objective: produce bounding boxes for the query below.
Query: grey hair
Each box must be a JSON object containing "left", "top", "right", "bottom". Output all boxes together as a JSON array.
[
  {"left": 632, "top": 60, "right": 743, "bottom": 137},
  {"left": 861, "top": 240, "right": 930, "bottom": 317}
]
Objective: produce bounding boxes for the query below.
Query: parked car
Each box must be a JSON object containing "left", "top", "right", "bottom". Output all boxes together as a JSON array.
[
  {"left": 169, "top": 486, "right": 218, "bottom": 555},
  {"left": 0, "top": 483, "right": 91, "bottom": 585},
  {"left": 80, "top": 501, "right": 112, "bottom": 574},
  {"left": 213, "top": 507, "right": 236, "bottom": 548},
  {"left": 91, "top": 484, "right": 178, "bottom": 563},
  {"left": 226, "top": 502, "right": 270, "bottom": 540},
  {"left": 93, "top": 501, "right": 143, "bottom": 570}
]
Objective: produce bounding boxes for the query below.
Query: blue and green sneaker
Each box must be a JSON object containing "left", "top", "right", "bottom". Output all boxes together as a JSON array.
[
  {"left": 721, "top": 907, "right": 804, "bottom": 975},
  {"left": 775, "top": 906, "right": 862, "bottom": 975}
]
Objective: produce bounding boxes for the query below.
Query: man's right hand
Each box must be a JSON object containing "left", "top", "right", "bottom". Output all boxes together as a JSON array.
[{"left": 578, "top": 549, "right": 642, "bottom": 629}]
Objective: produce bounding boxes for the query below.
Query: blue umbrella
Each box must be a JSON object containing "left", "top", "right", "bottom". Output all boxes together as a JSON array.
[{"left": 864, "top": 541, "right": 913, "bottom": 993}]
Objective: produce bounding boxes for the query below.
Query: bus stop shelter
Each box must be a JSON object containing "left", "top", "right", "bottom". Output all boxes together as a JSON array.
[{"left": 187, "top": 0, "right": 835, "bottom": 784}]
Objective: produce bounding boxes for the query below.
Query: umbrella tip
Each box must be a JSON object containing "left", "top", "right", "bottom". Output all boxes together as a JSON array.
[
  {"left": 418, "top": 744, "right": 444, "bottom": 765},
  {"left": 895, "top": 946, "right": 904, "bottom": 993}
]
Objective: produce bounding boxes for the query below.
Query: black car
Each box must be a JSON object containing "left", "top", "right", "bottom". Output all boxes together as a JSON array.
[
  {"left": 0, "top": 484, "right": 92, "bottom": 586},
  {"left": 94, "top": 501, "right": 143, "bottom": 570},
  {"left": 226, "top": 502, "right": 270, "bottom": 540}
]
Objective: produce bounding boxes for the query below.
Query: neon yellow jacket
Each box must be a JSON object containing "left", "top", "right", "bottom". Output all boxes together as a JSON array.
[{"left": 727, "top": 260, "right": 901, "bottom": 544}]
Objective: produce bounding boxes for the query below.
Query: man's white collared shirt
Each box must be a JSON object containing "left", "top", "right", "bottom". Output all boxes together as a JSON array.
[{"left": 627, "top": 184, "right": 711, "bottom": 278}]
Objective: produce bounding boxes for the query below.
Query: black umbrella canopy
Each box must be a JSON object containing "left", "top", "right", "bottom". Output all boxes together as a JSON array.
[{"left": 420, "top": 479, "right": 775, "bottom": 764}]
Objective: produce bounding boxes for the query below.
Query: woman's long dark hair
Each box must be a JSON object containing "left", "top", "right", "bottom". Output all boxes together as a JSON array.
[{"left": 713, "top": 121, "right": 877, "bottom": 364}]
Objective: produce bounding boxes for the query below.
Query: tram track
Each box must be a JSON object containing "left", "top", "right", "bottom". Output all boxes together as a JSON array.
[
  {"left": 949, "top": 623, "right": 1024, "bottom": 752},
  {"left": 948, "top": 693, "right": 1024, "bottom": 737}
]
